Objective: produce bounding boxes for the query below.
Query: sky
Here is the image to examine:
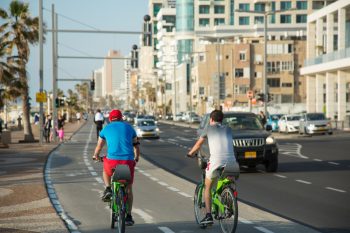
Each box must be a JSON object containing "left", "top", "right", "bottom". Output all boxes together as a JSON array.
[{"left": 0, "top": 0, "right": 149, "bottom": 106}]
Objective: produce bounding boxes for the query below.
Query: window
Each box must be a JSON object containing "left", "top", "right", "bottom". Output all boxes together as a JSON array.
[
  {"left": 239, "top": 51, "right": 246, "bottom": 61},
  {"left": 296, "top": 1, "right": 308, "bottom": 10},
  {"left": 153, "top": 3, "right": 162, "bottom": 17},
  {"left": 280, "top": 1, "right": 291, "bottom": 10},
  {"left": 267, "top": 78, "right": 280, "bottom": 87},
  {"left": 254, "top": 16, "right": 264, "bottom": 24},
  {"left": 282, "top": 83, "right": 293, "bottom": 87},
  {"left": 296, "top": 14, "right": 307, "bottom": 23},
  {"left": 214, "top": 5, "right": 225, "bottom": 14},
  {"left": 199, "top": 87, "right": 205, "bottom": 95},
  {"left": 239, "top": 16, "right": 250, "bottom": 25},
  {"left": 199, "top": 18, "right": 210, "bottom": 26},
  {"left": 214, "top": 18, "right": 225, "bottom": 25},
  {"left": 254, "top": 3, "right": 265, "bottom": 12},
  {"left": 235, "top": 69, "right": 244, "bottom": 78},
  {"left": 280, "top": 14, "right": 291, "bottom": 24},
  {"left": 239, "top": 3, "right": 249, "bottom": 11},
  {"left": 199, "top": 5, "right": 210, "bottom": 14}
]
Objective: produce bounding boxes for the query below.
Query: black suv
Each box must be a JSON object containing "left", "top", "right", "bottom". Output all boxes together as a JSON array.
[{"left": 197, "top": 112, "right": 278, "bottom": 172}]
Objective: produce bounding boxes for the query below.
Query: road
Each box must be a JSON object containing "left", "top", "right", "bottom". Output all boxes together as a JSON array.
[{"left": 46, "top": 120, "right": 349, "bottom": 233}]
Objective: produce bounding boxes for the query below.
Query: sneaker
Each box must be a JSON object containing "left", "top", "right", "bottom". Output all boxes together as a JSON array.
[
  {"left": 200, "top": 213, "right": 214, "bottom": 225},
  {"left": 125, "top": 214, "right": 135, "bottom": 226},
  {"left": 101, "top": 187, "right": 112, "bottom": 202}
]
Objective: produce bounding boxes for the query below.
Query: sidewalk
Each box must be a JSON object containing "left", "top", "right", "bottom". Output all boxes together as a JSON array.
[{"left": 0, "top": 121, "right": 85, "bottom": 233}]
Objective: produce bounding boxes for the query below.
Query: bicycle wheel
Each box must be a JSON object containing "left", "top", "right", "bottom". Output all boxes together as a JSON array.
[
  {"left": 110, "top": 192, "right": 116, "bottom": 229},
  {"left": 116, "top": 187, "right": 126, "bottom": 233},
  {"left": 194, "top": 183, "right": 207, "bottom": 229},
  {"left": 219, "top": 187, "right": 238, "bottom": 233}
]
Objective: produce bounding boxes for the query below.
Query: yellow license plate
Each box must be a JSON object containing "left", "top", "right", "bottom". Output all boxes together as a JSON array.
[{"left": 245, "top": 151, "right": 256, "bottom": 158}]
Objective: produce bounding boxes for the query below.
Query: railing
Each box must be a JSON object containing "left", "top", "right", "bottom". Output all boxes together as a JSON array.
[{"left": 304, "top": 47, "right": 350, "bottom": 66}]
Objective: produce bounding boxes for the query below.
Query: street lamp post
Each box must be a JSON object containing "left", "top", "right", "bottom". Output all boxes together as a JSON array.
[{"left": 236, "top": 2, "right": 296, "bottom": 115}]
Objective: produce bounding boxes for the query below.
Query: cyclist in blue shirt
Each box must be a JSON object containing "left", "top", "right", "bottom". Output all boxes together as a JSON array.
[{"left": 93, "top": 109, "right": 140, "bottom": 226}]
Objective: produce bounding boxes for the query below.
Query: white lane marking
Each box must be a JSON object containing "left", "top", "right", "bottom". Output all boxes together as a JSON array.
[
  {"left": 167, "top": 186, "right": 180, "bottom": 192},
  {"left": 176, "top": 136, "right": 192, "bottom": 142},
  {"left": 95, "top": 177, "right": 103, "bottom": 184},
  {"left": 143, "top": 173, "right": 151, "bottom": 177},
  {"left": 87, "top": 166, "right": 94, "bottom": 171},
  {"left": 90, "top": 171, "right": 98, "bottom": 176},
  {"left": 296, "top": 179, "right": 312, "bottom": 185},
  {"left": 158, "top": 226, "right": 175, "bottom": 233},
  {"left": 158, "top": 139, "right": 165, "bottom": 142},
  {"left": 239, "top": 217, "right": 253, "bottom": 224},
  {"left": 255, "top": 226, "right": 275, "bottom": 233},
  {"left": 133, "top": 208, "right": 154, "bottom": 223},
  {"left": 178, "top": 192, "right": 192, "bottom": 198},
  {"left": 158, "top": 181, "right": 168, "bottom": 187},
  {"left": 274, "top": 174, "right": 287, "bottom": 178},
  {"left": 325, "top": 187, "right": 346, "bottom": 193},
  {"left": 168, "top": 138, "right": 178, "bottom": 142},
  {"left": 313, "top": 159, "right": 323, "bottom": 162},
  {"left": 150, "top": 177, "right": 159, "bottom": 182},
  {"left": 328, "top": 162, "right": 339, "bottom": 165},
  {"left": 279, "top": 143, "right": 308, "bottom": 159}
]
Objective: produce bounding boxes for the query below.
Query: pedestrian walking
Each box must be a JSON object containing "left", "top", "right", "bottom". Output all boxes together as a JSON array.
[
  {"left": 57, "top": 115, "right": 65, "bottom": 142},
  {"left": 43, "top": 114, "right": 52, "bottom": 143},
  {"left": 76, "top": 112, "right": 81, "bottom": 124}
]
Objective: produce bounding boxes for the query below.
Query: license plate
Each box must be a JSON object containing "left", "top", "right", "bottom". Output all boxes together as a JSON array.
[{"left": 245, "top": 151, "right": 256, "bottom": 158}]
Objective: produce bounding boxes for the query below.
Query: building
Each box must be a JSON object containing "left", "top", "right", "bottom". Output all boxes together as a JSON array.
[
  {"left": 93, "top": 68, "right": 103, "bottom": 100},
  {"left": 301, "top": 0, "right": 350, "bottom": 121},
  {"left": 102, "top": 50, "right": 124, "bottom": 97}
]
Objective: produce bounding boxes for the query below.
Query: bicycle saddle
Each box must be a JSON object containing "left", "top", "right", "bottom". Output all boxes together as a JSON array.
[
  {"left": 112, "top": 165, "right": 131, "bottom": 183},
  {"left": 220, "top": 163, "right": 240, "bottom": 179}
]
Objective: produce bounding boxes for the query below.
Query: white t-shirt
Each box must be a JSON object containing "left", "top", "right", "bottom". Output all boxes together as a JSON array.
[{"left": 94, "top": 112, "right": 104, "bottom": 121}]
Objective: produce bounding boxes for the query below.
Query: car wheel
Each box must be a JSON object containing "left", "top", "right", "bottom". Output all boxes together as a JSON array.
[
  {"left": 328, "top": 132, "right": 333, "bottom": 135},
  {"left": 265, "top": 156, "right": 278, "bottom": 173}
]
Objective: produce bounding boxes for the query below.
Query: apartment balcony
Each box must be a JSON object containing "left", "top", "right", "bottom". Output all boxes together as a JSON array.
[{"left": 301, "top": 47, "right": 350, "bottom": 75}]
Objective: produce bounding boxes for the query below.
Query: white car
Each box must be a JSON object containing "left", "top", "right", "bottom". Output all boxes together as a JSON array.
[
  {"left": 134, "top": 119, "right": 159, "bottom": 138},
  {"left": 278, "top": 115, "right": 301, "bottom": 133}
]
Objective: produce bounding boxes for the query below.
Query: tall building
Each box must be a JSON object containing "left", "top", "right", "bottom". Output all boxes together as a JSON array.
[
  {"left": 93, "top": 68, "right": 103, "bottom": 100},
  {"left": 103, "top": 50, "right": 124, "bottom": 97},
  {"left": 301, "top": 0, "right": 350, "bottom": 121}
]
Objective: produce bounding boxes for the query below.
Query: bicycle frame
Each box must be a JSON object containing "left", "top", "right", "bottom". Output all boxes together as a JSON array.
[{"left": 111, "top": 181, "right": 128, "bottom": 212}]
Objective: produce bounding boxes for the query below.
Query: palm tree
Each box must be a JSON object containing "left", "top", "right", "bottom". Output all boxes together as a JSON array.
[{"left": 0, "top": 1, "right": 41, "bottom": 141}]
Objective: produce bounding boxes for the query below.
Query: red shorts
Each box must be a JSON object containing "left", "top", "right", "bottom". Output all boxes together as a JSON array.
[{"left": 103, "top": 158, "right": 136, "bottom": 184}]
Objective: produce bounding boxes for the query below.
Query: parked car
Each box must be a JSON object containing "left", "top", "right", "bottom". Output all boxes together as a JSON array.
[
  {"left": 165, "top": 114, "right": 173, "bottom": 120},
  {"left": 197, "top": 112, "right": 278, "bottom": 172},
  {"left": 134, "top": 119, "right": 160, "bottom": 138},
  {"left": 188, "top": 112, "right": 201, "bottom": 123},
  {"left": 144, "top": 115, "right": 158, "bottom": 124},
  {"left": 299, "top": 113, "right": 333, "bottom": 135},
  {"left": 173, "top": 113, "right": 184, "bottom": 122},
  {"left": 278, "top": 114, "right": 301, "bottom": 133},
  {"left": 266, "top": 114, "right": 283, "bottom": 131}
]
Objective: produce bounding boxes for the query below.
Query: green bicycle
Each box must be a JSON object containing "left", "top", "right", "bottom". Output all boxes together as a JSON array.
[
  {"left": 109, "top": 165, "right": 131, "bottom": 233},
  {"left": 193, "top": 155, "right": 240, "bottom": 233}
]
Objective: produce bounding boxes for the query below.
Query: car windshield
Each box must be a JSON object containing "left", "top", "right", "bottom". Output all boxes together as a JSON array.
[
  {"left": 271, "top": 114, "right": 283, "bottom": 120},
  {"left": 223, "top": 115, "right": 264, "bottom": 130},
  {"left": 137, "top": 120, "right": 155, "bottom": 126},
  {"left": 307, "top": 114, "right": 326, "bottom": 121},
  {"left": 286, "top": 115, "right": 301, "bottom": 121}
]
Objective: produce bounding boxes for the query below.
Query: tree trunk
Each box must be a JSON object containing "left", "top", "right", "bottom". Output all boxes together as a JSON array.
[{"left": 22, "top": 89, "right": 35, "bottom": 142}]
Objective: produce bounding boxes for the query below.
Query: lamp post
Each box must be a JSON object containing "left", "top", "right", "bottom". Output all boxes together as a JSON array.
[{"left": 236, "top": 2, "right": 296, "bottom": 115}]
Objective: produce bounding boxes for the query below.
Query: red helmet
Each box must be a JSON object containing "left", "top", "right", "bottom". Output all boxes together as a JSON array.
[{"left": 109, "top": 109, "right": 123, "bottom": 122}]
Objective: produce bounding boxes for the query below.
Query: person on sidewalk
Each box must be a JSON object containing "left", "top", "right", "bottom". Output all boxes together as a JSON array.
[
  {"left": 76, "top": 112, "right": 81, "bottom": 124},
  {"left": 92, "top": 109, "right": 140, "bottom": 226},
  {"left": 57, "top": 115, "right": 65, "bottom": 142},
  {"left": 187, "top": 109, "right": 237, "bottom": 225},
  {"left": 94, "top": 109, "right": 104, "bottom": 139},
  {"left": 43, "top": 114, "right": 52, "bottom": 143}
]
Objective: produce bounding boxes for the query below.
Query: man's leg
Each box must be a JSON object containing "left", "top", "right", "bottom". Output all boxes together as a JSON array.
[
  {"left": 127, "top": 185, "right": 133, "bottom": 214},
  {"left": 103, "top": 170, "right": 111, "bottom": 187},
  {"left": 204, "top": 177, "right": 213, "bottom": 214}
]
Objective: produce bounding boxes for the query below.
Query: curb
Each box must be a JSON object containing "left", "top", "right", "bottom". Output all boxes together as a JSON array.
[{"left": 43, "top": 121, "right": 87, "bottom": 233}]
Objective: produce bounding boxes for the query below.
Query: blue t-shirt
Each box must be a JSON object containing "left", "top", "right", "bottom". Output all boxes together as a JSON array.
[{"left": 99, "top": 121, "right": 137, "bottom": 160}]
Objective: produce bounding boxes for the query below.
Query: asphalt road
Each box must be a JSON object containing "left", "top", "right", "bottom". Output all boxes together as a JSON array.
[
  {"left": 46, "top": 121, "right": 349, "bottom": 233},
  {"left": 140, "top": 122, "right": 350, "bottom": 233}
]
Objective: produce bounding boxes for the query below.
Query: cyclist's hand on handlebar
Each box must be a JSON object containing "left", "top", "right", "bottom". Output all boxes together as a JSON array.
[
  {"left": 186, "top": 152, "right": 197, "bottom": 158},
  {"left": 92, "top": 154, "right": 103, "bottom": 162}
]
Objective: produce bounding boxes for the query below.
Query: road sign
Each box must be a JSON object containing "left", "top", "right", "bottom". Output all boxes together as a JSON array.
[
  {"left": 36, "top": 92, "right": 47, "bottom": 103},
  {"left": 247, "top": 90, "right": 254, "bottom": 99}
]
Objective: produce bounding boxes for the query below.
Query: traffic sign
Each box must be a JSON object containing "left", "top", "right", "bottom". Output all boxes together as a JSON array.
[
  {"left": 246, "top": 90, "right": 254, "bottom": 99},
  {"left": 36, "top": 92, "right": 47, "bottom": 103}
]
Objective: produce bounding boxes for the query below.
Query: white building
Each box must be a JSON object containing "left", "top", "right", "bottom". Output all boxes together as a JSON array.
[
  {"left": 93, "top": 68, "right": 103, "bottom": 100},
  {"left": 301, "top": 0, "right": 350, "bottom": 121}
]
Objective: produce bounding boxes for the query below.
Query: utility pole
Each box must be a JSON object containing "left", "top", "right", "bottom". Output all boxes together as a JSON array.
[
  {"left": 39, "top": 0, "right": 43, "bottom": 144},
  {"left": 52, "top": 4, "right": 58, "bottom": 142}
]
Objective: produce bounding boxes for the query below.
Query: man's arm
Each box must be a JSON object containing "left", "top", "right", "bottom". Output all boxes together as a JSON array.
[
  {"left": 188, "top": 137, "right": 205, "bottom": 157},
  {"left": 92, "top": 137, "right": 105, "bottom": 160},
  {"left": 133, "top": 137, "right": 140, "bottom": 162}
]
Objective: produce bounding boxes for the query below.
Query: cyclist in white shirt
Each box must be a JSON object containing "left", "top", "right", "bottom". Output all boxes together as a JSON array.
[{"left": 94, "top": 109, "right": 104, "bottom": 139}]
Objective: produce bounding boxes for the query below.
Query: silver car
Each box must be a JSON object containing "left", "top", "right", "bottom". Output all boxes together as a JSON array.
[
  {"left": 134, "top": 119, "right": 160, "bottom": 138},
  {"left": 299, "top": 113, "right": 333, "bottom": 135}
]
